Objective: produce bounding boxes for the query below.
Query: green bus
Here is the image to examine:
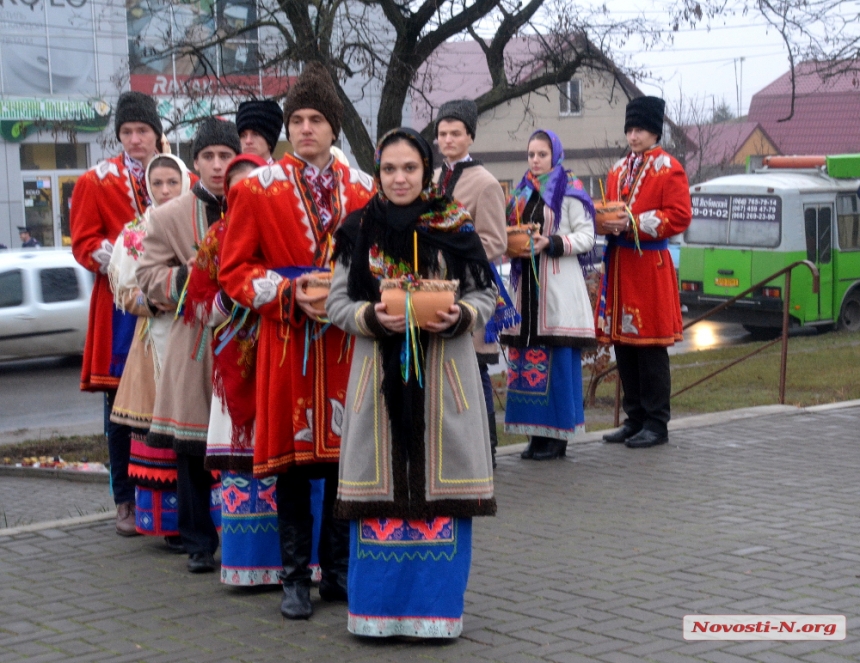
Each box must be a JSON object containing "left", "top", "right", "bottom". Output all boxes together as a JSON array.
[{"left": 678, "top": 155, "right": 860, "bottom": 333}]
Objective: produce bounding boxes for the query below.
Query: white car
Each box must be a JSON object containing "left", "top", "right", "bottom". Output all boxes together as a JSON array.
[{"left": 0, "top": 249, "right": 93, "bottom": 361}]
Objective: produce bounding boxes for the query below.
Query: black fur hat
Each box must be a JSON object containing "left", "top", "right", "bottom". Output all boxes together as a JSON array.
[
  {"left": 624, "top": 96, "right": 665, "bottom": 139},
  {"left": 192, "top": 117, "right": 241, "bottom": 159},
  {"left": 114, "top": 91, "right": 163, "bottom": 141},
  {"left": 236, "top": 100, "right": 284, "bottom": 152}
]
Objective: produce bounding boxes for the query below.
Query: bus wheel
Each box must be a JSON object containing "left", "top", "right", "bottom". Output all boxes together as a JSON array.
[{"left": 838, "top": 291, "right": 860, "bottom": 332}]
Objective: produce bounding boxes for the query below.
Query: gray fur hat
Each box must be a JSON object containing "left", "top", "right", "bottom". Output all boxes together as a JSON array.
[
  {"left": 192, "top": 117, "right": 241, "bottom": 159},
  {"left": 435, "top": 99, "right": 478, "bottom": 138}
]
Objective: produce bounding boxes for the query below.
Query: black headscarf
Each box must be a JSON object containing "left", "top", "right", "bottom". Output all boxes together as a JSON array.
[
  {"left": 333, "top": 128, "right": 493, "bottom": 463},
  {"left": 334, "top": 127, "right": 492, "bottom": 301}
]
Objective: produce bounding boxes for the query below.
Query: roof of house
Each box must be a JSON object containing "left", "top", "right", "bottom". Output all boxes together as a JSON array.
[
  {"left": 747, "top": 62, "right": 860, "bottom": 155},
  {"left": 684, "top": 121, "right": 777, "bottom": 167},
  {"left": 411, "top": 36, "right": 640, "bottom": 128}
]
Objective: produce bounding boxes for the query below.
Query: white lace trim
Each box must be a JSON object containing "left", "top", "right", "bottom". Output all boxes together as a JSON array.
[
  {"left": 251, "top": 270, "right": 283, "bottom": 308},
  {"left": 348, "top": 613, "right": 462, "bottom": 639}
]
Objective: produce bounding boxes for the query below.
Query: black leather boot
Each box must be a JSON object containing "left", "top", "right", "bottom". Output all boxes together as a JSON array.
[
  {"left": 532, "top": 437, "right": 566, "bottom": 461},
  {"left": 521, "top": 436, "right": 550, "bottom": 459},
  {"left": 277, "top": 521, "right": 313, "bottom": 619},
  {"left": 276, "top": 473, "right": 314, "bottom": 620},
  {"left": 488, "top": 406, "right": 498, "bottom": 469},
  {"left": 318, "top": 516, "right": 349, "bottom": 602}
]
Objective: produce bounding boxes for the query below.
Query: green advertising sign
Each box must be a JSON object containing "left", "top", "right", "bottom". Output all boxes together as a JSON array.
[{"left": 0, "top": 99, "right": 111, "bottom": 142}]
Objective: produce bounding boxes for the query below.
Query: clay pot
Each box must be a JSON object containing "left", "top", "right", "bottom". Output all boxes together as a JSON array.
[
  {"left": 506, "top": 224, "right": 541, "bottom": 257},
  {"left": 379, "top": 278, "right": 459, "bottom": 329},
  {"left": 303, "top": 274, "right": 332, "bottom": 315},
  {"left": 594, "top": 202, "right": 628, "bottom": 235}
]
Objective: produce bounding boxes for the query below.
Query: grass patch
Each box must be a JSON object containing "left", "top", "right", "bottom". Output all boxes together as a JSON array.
[
  {"left": 492, "top": 329, "right": 860, "bottom": 442},
  {"left": 0, "top": 434, "right": 108, "bottom": 466}
]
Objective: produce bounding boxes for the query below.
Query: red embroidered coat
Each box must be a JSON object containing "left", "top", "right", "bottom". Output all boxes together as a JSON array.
[
  {"left": 219, "top": 155, "right": 375, "bottom": 477},
  {"left": 70, "top": 156, "right": 147, "bottom": 391},
  {"left": 596, "top": 146, "right": 692, "bottom": 346}
]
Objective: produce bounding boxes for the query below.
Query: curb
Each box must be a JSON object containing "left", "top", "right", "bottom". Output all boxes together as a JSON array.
[
  {"left": 496, "top": 401, "right": 860, "bottom": 457},
  {"left": 0, "top": 465, "right": 109, "bottom": 483},
  {"left": 0, "top": 511, "right": 114, "bottom": 537}
]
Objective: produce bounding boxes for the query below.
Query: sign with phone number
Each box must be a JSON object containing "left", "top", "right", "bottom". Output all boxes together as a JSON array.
[{"left": 692, "top": 194, "right": 781, "bottom": 223}]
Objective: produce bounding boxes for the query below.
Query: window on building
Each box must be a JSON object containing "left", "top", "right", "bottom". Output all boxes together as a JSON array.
[
  {"left": 40, "top": 268, "right": 80, "bottom": 303},
  {"left": 559, "top": 80, "right": 582, "bottom": 116},
  {"left": 837, "top": 194, "right": 860, "bottom": 250},
  {"left": 20, "top": 144, "right": 88, "bottom": 171},
  {"left": 128, "top": 0, "right": 259, "bottom": 78}
]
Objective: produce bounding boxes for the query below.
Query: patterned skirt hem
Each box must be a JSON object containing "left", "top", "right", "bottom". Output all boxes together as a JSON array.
[
  {"left": 503, "top": 423, "right": 586, "bottom": 441},
  {"left": 219, "top": 567, "right": 281, "bottom": 587},
  {"left": 347, "top": 614, "right": 462, "bottom": 639}
]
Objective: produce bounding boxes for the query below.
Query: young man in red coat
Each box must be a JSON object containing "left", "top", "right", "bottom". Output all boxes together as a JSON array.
[
  {"left": 220, "top": 63, "right": 374, "bottom": 619},
  {"left": 596, "top": 96, "right": 692, "bottom": 449},
  {"left": 70, "top": 91, "right": 163, "bottom": 535}
]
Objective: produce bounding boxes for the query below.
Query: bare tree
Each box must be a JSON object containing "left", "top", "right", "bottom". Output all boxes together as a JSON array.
[
  {"left": 131, "top": 0, "right": 692, "bottom": 170},
  {"left": 675, "top": 0, "right": 860, "bottom": 122}
]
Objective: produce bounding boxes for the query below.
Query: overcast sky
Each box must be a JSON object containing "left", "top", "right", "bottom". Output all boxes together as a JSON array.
[{"left": 597, "top": 4, "right": 791, "bottom": 118}]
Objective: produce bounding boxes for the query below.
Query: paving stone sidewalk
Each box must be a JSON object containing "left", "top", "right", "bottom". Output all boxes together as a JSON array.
[{"left": 1, "top": 404, "right": 858, "bottom": 662}]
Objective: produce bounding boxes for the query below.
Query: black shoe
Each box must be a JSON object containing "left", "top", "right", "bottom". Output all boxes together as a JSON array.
[
  {"left": 603, "top": 424, "right": 640, "bottom": 443},
  {"left": 187, "top": 551, "right": 215, "bottom": 573},
  {"left": 532, "top": 439, "right": 567, "bottom": 461},
  {"left": 624, "top": 429, "right": 668, "bottom": 449},
  {"left": 521, "top": 436, "right": 549, "bottom": 459},
  {"left": 165, "top": 536, "right": 186, "bottom": 554},
  {"left": 280, "top": 581, "right": 313, "bottom": 619}
]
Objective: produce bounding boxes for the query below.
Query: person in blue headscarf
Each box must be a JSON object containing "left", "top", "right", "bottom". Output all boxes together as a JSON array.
[{"left": 501, "top": 129, "right": 598, "bottom": 460}]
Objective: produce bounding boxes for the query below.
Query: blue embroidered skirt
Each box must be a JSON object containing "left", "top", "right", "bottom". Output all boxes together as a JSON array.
[
  {"left": 136, "top": 484, "right": 221, "bottom": 536},
  {"left": 504, "top": 345, "right": 585, "bottom": 441},
  {"left": 347, "top": 517, "right": 472, "bottom": 638},
  {"left": 218, "top": 475, "right": 324, "bottom": 585},
  {"left": 135, "top": 486, "right": 179, "bottom": 536},
  {"left": 219, "top": 472, "right": 281, "bottom": 586}
]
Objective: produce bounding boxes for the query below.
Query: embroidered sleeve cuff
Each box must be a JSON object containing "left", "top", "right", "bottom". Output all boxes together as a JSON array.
[
  {"left": 438, "top": 302, "right": 474, "bottom": 338},
  {"left": 215, "top": 290, "right": 233, "bottom": 317},
  {"left": 547, "top": 235, "right": 566, "bottom": 258},
  {"left": 361, "top": 302, "right": 392, "bottom": 338}
]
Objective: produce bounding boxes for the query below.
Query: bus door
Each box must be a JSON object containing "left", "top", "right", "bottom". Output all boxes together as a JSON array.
[{"left": 803, "top": 203, "right": 834, "bottom": 321}]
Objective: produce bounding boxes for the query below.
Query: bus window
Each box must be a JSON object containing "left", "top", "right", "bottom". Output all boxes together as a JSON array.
[
  {"left": 687, "top": 194, "right": 780, "bottom": 247},
  {"left": 805, "top": 205, "right": 834, "bottom": 264},
  {"left": 728, "top": 196, "right": 781, "bottom": 247},
  {"left": 805, "top": 207, "right": 817, "bottom": 262},
  {"left": 818, "top": 207, "right": 832, "bottom": 264},
  {"left": 836, "top": 194, "right": 860, "bottom": 250}
]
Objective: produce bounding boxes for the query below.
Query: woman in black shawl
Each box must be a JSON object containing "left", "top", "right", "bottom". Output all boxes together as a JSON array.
[{"left": 326, "top": 128, "right": 497, "bottom": 639}]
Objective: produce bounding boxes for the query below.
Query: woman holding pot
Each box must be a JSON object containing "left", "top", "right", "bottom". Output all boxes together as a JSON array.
[
  {"left": 326, "top": 127, "right": 496, "bottom": 639},
  {"left": 501, "top": 129, "right": 597, "bottom": 461}
]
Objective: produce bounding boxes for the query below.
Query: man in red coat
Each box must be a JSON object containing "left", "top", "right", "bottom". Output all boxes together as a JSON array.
[
  {"left": 596, "top": 96, "right": 692, "bottom": 449},
  {"left": 70, "top": 91, "right": 163, "bottom": 534},
  {"left": 220, "top": 63, "right": 374, "bottom": 619}
]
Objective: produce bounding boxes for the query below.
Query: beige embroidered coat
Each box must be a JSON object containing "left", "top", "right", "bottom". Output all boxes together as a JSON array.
[{"left": 326, "top": 261, "right": 497, "bottom": 520}]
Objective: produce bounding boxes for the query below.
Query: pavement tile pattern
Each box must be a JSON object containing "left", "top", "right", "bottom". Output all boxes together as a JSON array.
[
  {"left": 0, "top": 476, "right": 113, "bottom": 529},
  {"left": 0, "top": 406, "right": 858, "bottom": 662}
]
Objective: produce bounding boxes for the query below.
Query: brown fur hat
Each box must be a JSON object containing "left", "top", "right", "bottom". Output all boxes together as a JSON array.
[{"left": 282, "top": 62, "right": 343, "bottom": 141}]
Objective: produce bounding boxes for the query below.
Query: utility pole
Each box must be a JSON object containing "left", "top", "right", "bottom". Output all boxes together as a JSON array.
[{"left": 734, "top": 57, "right": 746, "bottom": 117}]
